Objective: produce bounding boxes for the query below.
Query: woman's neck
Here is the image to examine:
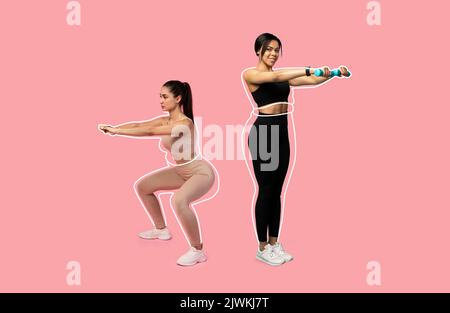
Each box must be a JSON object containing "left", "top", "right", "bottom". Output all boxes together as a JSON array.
[{"left": 168, "top": 108, "right": 185, "bottom": 121}]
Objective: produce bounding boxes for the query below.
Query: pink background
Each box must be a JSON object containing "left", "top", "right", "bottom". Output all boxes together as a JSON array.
[{"left": 1, "top": 0, "right": 449, "bottom": 292}]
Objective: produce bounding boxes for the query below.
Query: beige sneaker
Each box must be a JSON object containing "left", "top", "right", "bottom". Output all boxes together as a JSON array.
[
  {"left": 138, "top": 227, "right": 172, "bottom": 240},
  {"left": 176, "top": 247, "right": 207, "bottom": 266}
]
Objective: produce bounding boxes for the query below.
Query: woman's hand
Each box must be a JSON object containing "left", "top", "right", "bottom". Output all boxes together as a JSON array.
[
  {"left": 98, "top": 124, "right": 116, "bottom": 135},
  {"left": 339, "top": 66, "right": 351, "bottom": 77},
  {"left": 317, "top": 66, "right": 331, "bottom": 77}
]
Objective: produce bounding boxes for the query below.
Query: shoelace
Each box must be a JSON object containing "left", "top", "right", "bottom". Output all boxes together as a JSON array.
[
  {"left": 273, "top": 244, "right": 285, "bottom": 255},
  {"left": 264, "top": 246, "right": 276, "bottom": 258}
]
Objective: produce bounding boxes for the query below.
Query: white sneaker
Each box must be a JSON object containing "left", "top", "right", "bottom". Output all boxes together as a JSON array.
[
  {"left": 138, "top": 227, "right": 172, "bottom": 240},
  {"left": 176, "top": 247, "right": 207, "bottom": 266},
  {"left": 272, "top": 242, "right": 294, "bottom": 262},
  {"left": 256, "top": 244, "right": 285, "bottom": 266}
]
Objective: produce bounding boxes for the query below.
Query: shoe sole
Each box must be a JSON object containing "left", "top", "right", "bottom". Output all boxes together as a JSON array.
[
  {"left": 177, "top": 256, "right": 207, "bottom": 266},
  {"left": 256, "top": 255, "right": 285, "bottom": 266},
  {"left": 138, "top": 234, "right": 172, "bottom": 240}
]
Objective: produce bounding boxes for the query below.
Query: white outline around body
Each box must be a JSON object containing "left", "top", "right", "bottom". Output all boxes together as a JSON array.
[
  {"left": 240, "top": 66, "right": 336, "bottom": 244},
  {"left": 107, "top": 114, "right": 220, "bottom": 247}
]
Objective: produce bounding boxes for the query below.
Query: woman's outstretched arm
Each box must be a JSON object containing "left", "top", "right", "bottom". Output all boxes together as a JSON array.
[
  {"left": 100, "top": 118, "right": 191, "bottom": 137},
  {"left": 114, "top": 116, "right": 165, "bottom": 129},
  {"left": 289, "top": 74, "right": 331, "bottom": 87},
  {"left": 114, "top": 122, "right": 139, "bottom": 129},
  {"left": 289, "top": 66, "right": 350, "bottom": 86},
  {"left": 243, "top": 67, "right": 318, "bottom": 84}
]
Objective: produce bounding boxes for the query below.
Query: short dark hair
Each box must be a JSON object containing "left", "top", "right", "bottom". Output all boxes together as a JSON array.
[{"left": 254, "top": 33, "right": 282, "bottom": 58}]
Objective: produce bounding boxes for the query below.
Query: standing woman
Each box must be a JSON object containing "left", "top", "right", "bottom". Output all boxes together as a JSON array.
[
  {"left": 98, "top": 80, "right": 217, "bottom": 266},
  {"left": 242, "top": 33, "right": 350, "bottom": 266}
]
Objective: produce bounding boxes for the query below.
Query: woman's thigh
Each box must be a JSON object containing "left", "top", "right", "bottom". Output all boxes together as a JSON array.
[
  {"left": 175, "top": 173, "right": 214, "bottom": 204},
  {"left": 135, "top": 167, "right": 185, "bottom": 194}
]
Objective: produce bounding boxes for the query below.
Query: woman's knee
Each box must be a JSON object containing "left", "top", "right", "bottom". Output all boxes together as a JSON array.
[
  {"left": 171, "top": 193, "right": 189, "bottom": 212},
  {"left": 134, "top": 178, "right": 157, "bottom": 195}
]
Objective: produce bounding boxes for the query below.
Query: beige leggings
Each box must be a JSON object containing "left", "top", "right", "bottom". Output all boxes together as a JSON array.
[{"left": 134, "top": 159, "right": 215, "bottom": 247}]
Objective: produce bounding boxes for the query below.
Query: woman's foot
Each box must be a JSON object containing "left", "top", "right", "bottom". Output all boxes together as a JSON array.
[
  {"left": 138, "top": 227, "right": 172, "bottom": 240},
  {"left": 256, "top": 244, "right": 285, "bottom": 266},
  {"left": 176, "top": 247, "right": 207, "bottom": 266},
  {"left": 272, "top": 242, "right": 293, "bottom": 262}
]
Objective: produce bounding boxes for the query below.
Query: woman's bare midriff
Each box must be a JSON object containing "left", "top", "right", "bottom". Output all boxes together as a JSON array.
[{"left": 258, "top": 103, "right": 289, "bottom": 115}]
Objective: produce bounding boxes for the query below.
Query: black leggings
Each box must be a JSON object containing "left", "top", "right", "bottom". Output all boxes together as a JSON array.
[{"left": 248, "top": 113, "right": 290, "bottom": 242}]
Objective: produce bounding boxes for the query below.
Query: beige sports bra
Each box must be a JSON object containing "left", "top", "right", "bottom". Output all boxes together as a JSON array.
[{"left": 159, "top": 117, "right": 198, "bottom": 164}]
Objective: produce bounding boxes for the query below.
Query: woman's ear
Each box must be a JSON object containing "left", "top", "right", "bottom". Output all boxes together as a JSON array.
[{"left": 176, "top": 95, "right": 182, "bottom": 104}]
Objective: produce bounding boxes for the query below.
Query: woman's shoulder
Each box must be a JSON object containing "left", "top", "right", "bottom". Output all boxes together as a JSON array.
[
  {"left": 170, "top": 116, "right": 193, "bottom": 127},
  {"left": 180, "top": 116, "right": 194, "bottom": 128},
  {"left": 243, "top": 67, "right": 259, "bottom": 78}
]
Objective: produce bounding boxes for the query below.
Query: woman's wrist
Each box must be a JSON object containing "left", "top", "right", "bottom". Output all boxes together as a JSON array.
[
  {"left": 108, "top": 126, "right": 117, "bottom": 135},
  {"left": 305, "top": 66, "right": 311, "bottom": 76}
]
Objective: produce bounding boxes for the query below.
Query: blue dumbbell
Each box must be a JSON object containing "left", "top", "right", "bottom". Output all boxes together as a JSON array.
[
  {"left": 331, "top": 68, "right": 352, "bottom": 77},
  {"left": 331, "top": 69, "right": 342, "bottom": 77},
  {"left": 314, "top": 68, "right": 351, "bottom": 77}
]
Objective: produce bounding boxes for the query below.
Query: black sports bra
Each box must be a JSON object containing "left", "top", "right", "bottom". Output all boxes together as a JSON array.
[{"left": 250, "top": 81, "right": 290, "bottom": 107}]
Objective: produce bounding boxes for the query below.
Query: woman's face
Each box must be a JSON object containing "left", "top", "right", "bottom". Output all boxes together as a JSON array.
[
  {"left": 259, "top": 40, "right": 280, "bottom": 67},
  {"left": 160, "top": 86, "right": 181, "bottom": 112}
]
